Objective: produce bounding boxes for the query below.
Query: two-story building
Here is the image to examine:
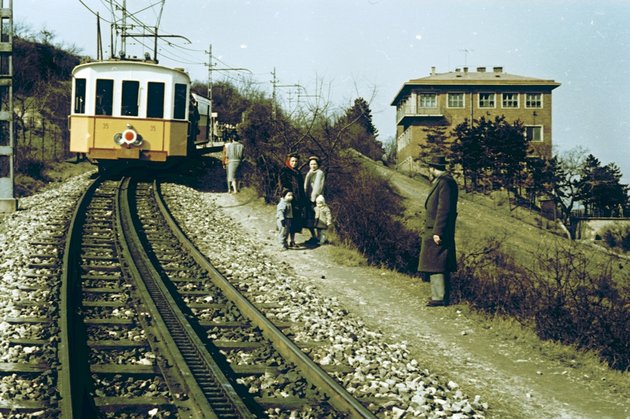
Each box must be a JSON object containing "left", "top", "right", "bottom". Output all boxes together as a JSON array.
[{"left": 391, "top": 66, "right": 561, "bottom": 172}]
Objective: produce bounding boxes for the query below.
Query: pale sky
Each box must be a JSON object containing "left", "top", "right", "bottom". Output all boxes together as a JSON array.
[{"left": 18, "top": 0, "right": 630, "bottom": 182}]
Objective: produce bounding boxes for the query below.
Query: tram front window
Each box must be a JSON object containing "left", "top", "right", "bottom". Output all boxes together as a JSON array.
[
  {"left": 147, "top": 82, "right": 165, "bottom": 118},
  {"left": 74, "top": 78, "right": 86, "bottom": 114},
  {"left": 95, "top": 79, "right": 113, "bottom": 116},
  {"left": 121, "top": 80, "right": 139, "bottom": 116}
]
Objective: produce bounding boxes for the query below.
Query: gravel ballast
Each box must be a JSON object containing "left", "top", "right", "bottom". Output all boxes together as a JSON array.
[
  {"left": 0, "top": 174, "right": 486, "bottom": 417},
  {"left": 161, "top": 183, "right": 487, "bottom": 418}
]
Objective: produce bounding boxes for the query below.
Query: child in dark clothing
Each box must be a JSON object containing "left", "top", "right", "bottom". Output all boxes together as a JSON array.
[{"left": 276, "top": 189, "right": 294, "bottom": 249}]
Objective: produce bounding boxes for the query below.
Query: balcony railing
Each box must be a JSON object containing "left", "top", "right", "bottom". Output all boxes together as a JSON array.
[
  {"left": 396, "top": 129, "right": 412, "bottom": 152},
  {"left": 396, "top": 107, "right": 445, "bottom": 123}
]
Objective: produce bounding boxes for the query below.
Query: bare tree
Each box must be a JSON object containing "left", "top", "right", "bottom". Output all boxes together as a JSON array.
[{"left": 551, "top": 146, "right": 588, "bottom": 221}]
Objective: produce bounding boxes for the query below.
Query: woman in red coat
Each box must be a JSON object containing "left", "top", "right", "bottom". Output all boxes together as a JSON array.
[
  {"left": 279, "top": 153, "right": 307, "bottom": 247},
  {"left": 418, "top": 154, "right": 458, "bottom": 307}
]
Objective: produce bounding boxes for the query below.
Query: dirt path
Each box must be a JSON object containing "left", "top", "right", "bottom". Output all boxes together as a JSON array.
[{"left": 208, "top": 168, "right": 628, "bottom": 418}]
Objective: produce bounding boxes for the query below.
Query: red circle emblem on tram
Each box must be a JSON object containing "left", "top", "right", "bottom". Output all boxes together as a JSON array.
[{"left": 121, "top": 129, "right": 137, "bottom": 144}]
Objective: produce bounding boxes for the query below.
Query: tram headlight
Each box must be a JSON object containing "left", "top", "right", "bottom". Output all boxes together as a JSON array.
[{"left": 114, "top": 125, "right": 143, "bottom": 147}]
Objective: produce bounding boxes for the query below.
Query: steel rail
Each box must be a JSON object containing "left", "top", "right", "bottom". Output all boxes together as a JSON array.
[
  {"left": 153, "top": 180, "right": 376, "bottom": 418},
  {"left": 116, "top": 177, "right": 254, "bottom": 418},
  {"left": 59, "top": 177, "right": 101, "bottom": 418}
]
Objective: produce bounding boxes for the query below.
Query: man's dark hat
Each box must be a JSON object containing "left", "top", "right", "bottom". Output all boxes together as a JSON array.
[{"left": 426, "top": 154, "right": 448, "bottom": 170}]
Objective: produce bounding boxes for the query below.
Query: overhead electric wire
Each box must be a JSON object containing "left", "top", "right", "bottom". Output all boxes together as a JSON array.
[
  {"left": 157, "top": 48, "right": 204, "bottom": 66},
  {"left": 78, "top": 0, "right": 113, "bottom": 23},
  {"left": 78, "top": 0, "right": 267, "bottom": 89}
]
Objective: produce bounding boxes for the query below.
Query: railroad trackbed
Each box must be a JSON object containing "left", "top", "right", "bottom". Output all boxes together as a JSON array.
[{"left": 0, "top": 175, "right": 375, "bottom": 418}]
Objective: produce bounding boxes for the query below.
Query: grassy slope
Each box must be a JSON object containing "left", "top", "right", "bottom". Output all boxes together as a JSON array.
[{"left": 364, "top": 156, "right": 627, "bottom": 282}]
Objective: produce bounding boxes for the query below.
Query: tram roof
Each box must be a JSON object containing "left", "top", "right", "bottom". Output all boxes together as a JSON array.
[{"left": 72, "top": 59, "right": 191, "bottom": 81}]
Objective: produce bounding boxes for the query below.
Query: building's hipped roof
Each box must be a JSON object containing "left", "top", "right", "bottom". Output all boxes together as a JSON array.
[{"left": 392, "top": 66, "right": 561, "bottom": 105}]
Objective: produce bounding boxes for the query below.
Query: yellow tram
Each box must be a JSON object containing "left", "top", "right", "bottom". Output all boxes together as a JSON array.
[{"left": 69, "top": 60, "right": 200, "bottom": 166}]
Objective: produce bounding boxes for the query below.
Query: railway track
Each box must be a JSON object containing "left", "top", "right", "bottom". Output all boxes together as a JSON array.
[{"left": 51, "top": 175, "right": 376, "bottom": 418}]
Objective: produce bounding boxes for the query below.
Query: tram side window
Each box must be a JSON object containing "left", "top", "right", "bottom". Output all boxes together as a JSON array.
[
  {"left": 147, "top": 82, "right": 165, "bottom": 118},
  {"left": 173, "top": 83, "right": 187, "bottom": 120},
  {"left": 95, "top": 79, "right": 114, "bottom": 116},
  {"left": 74, "top": 78, "right": 86, "bottom": 114},
  {"left": 121, "top": 80, "right": 139, "bottom": 116}
]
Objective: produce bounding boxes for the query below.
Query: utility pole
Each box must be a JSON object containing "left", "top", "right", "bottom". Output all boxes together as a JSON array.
[
  {"left": 205, "top": 44, "right": 251, "bottom": 135},
  {"left": 120, "top": 0, "right": 127, "bottom": 57},
  {"left": 271, "top": 68, "right": 277, "bottom": 120},
  {"left": 96, "top": 13, "right": 103, "bottom": 60},
  {"left": 206, "top": 44, "right": 213, "bottom": 141},
  {"left": 271, "top": 68, "right": 304, "bottom": 119},
  {"left": 0, "top": 0, "right": 15, "bottom": 212}
]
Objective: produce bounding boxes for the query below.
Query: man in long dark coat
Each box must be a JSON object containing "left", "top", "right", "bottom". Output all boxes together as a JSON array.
[{"left": 418, "top": 154, "right": 458, "bottom": 306}]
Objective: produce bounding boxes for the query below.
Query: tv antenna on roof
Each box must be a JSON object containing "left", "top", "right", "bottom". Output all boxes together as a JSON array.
[{"left": 459, "top": 48, "right": 474, "bottom": 66}]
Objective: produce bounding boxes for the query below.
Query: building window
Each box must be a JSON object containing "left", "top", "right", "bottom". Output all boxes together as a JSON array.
[
  {"left": 0, "top": 53, "right": 8, "bottom": 76},
  {"left": 95, "top": 79, "right": 114, "bottom": 116},
  {"left": 479, "top": 92, "right": 495, "bottom": 108},
  {"left": 147, "top": 82, "right": 165, "bottom": 118},
  {"left": 525, "top": 93, "right": 543, "bottom": 108},
  {"left": 447, "top": 93, "right": 464, "bottom": 108},
  {"left": 418, "top": 93, "right": 437, "bottom": 108},
  {"left": 0, "top": 121, "right": 8, "bottom": 147},
  {"left": 0, "top": 85, "right": 8, "bottom": 113},
  {"left": 121, "top": 81, "right": 139, "bottom": 116},
  {"left": 525, "top": 125, "right": 543, "bottom": 142},
  {"left": 1, "top": 17, "right": 10, "bottom": 43},
  {"left": 502, "top": 93, "right": 519, "bottom": 108}
]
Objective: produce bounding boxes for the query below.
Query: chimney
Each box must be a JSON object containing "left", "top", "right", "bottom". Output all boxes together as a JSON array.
[
  {"left": 493, "top": 66, "right": 503, "bottom": 73},
  {"left": 477, "top": 66, "right": 486, "bottom": 72},
  {"left": 431, "top": 66, "right": 436, "bottom": 76}
]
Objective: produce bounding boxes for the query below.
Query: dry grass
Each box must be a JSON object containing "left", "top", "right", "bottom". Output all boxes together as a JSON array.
[
  {"left": 362, "top": 158, "right": 627, "bottom": 284},
  {"left": 480, "top": 312, "right": 630, "bottom": 397},
  {"left": 328, "top": 239, "right": 369, "bottom": 267}
]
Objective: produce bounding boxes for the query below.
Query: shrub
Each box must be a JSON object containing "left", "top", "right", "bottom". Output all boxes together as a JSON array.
[
  {"left": 14, "top": 174, "right": 46, "bottom": 197},
  {"left": 454, "top": 237, "right": 629, "bottom": 370},
  {"left": 529, "top": 242, "right": 628, "bottom": 370},
  {"left": 452, "top": 236, "right": 532, "bottom": 318},
  {"left": 602, "top": 223, "right": 630, "bottom": 252},
  {"left": 15, "top": 154, "right": 51, "bottom": 182},
  {"left": 327, "top": 156, "right": 420, "bottom": 273}
]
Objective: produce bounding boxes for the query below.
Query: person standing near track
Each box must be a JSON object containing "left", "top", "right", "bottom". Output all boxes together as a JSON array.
[
  {"left": 418, "top": 154, "right": 458, "bottom": 307},
  {"left": 314, "top": 194, "right": 332, "bottom": 245},
  {"left": 223, "top": 135, "right": 244, "bottom": 193},
  {"left": 276, "top": 189, "right": 294, "bottom": 250},
  {"left": 304, "top": 156, "right": 326, "bottom": 245},
  {"left": 279, "top": 153, "right": 307, "bottom": 247}
]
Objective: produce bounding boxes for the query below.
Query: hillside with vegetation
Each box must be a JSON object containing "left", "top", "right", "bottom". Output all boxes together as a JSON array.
[
  {"left": 12, "top": 29, "right": 81, "bottom": 195},
  {"left": 362, "top": 156, "right": 629, "bottom": 371},
  {"left": 204, "top": 76, "right": 628, "bottom": 372},
  {"left": 14, "top": 35, "right": 629, "bottom": 372}
]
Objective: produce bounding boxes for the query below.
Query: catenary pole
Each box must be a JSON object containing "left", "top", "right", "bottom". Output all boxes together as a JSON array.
[{"left": 0, "top": 0, "right": 16, "bottom": 213}]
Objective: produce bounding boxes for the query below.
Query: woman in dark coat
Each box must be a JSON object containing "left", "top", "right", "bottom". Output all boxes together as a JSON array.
[
  {"left": 279, "top": 153, "right": 307, "bottom": 247},
  {"left": 418, "top": 154, "right": 458, "bottom": 306}
]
